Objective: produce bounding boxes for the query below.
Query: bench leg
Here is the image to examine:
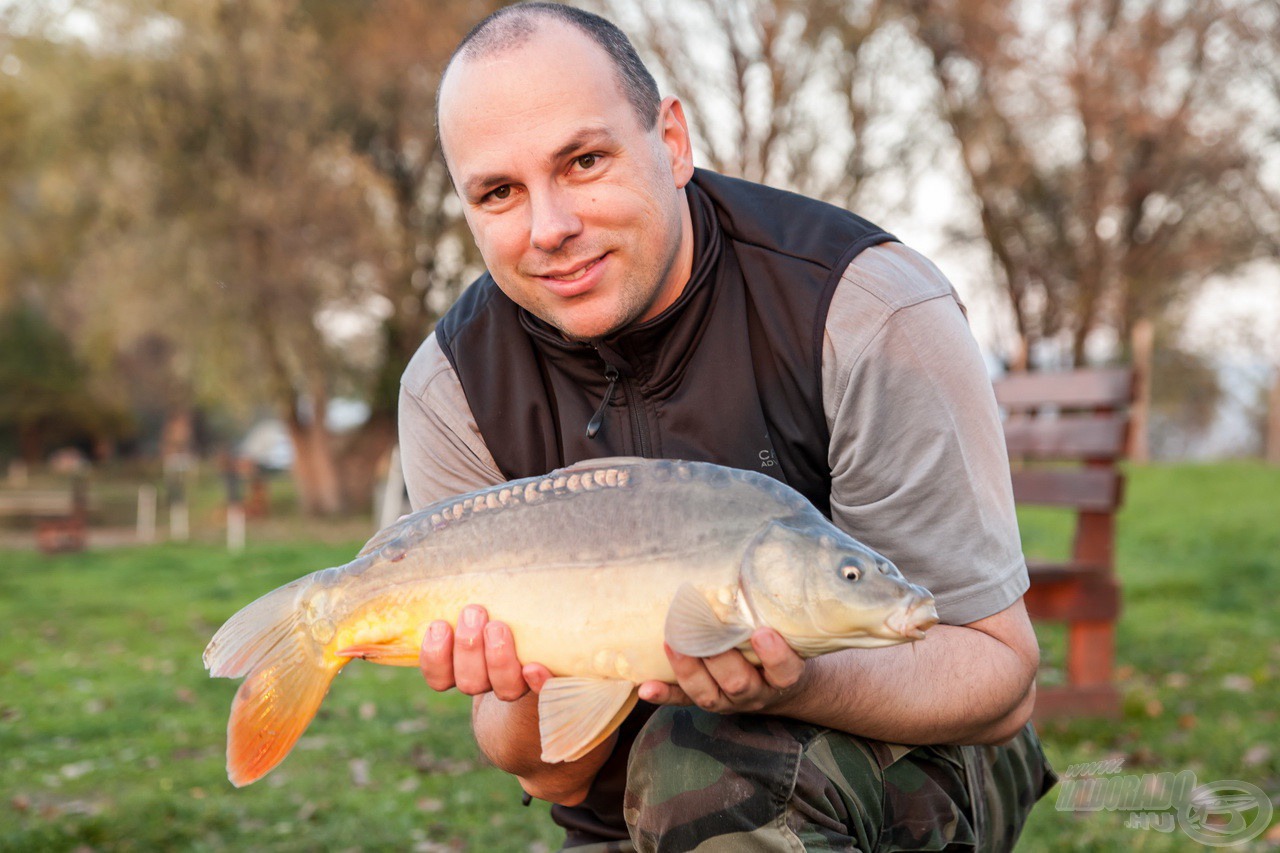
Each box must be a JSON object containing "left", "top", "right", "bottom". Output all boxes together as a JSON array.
[{"left": 1067, "top": 620, "right": 1114, "bottom": 687}]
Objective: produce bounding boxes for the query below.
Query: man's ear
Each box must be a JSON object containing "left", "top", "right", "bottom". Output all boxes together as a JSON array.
[{"left": 657, "top": 96, "right": 695, "bottom": 188}]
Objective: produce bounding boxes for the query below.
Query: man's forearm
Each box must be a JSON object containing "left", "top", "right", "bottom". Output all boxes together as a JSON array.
[
  {"left": 472, "top": 692, "right": 614, "bottom": 805},
  {"left": 773, "top": 622, "right": 1037, "bottom": 745}
]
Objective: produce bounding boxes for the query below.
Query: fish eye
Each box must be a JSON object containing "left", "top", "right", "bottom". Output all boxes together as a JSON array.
[{"left": 840, "top": 561, "right": 862, "bottom": 582}]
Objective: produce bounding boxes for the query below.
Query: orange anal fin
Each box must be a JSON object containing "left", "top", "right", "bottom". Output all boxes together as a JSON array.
[
  {"left": 337, "top": 643, "right": 421, "bottom": 667},
  {"left": 227, "top": 655, "right": 343, "bottom": 787}
]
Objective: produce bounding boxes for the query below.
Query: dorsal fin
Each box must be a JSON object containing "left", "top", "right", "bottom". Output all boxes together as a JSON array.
[
  {"left": 355, "top": 515, "right": 413, "bottom": 559},
  {"left": 552, "top": 456, "right": 649, "bottom": 474}
]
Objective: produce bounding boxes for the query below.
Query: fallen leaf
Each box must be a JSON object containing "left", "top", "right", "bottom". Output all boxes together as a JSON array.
[
  {"left": 60, "top": 761, "right": 94, "bottom": 780},
  {"left": 349, "top": 758, "right": 370, "bottom": 788},
  {"left": 175, "top": 688, "right": 196, "bottom": 705},
  {"left": 1163, "top": 672, "right": 1189, "bottom": 689},
  {"left": 417, "top": 797, "right": 444, "bottom": 813},
  {"left": 11, "top": 795, "right": 30, "bottom": 813},
  {"left": 1221, "top": 674, "right": 1253, "bottom": 693},
  {"left": 394, "top": 719, "right": 428, "bottom": 735},
  {"left": 1242, "top": 744, "right": 1271, "bottom": 767},
  {"left": 1177, "top": 714, "right": 1197, "bottom": 730},
  {"left": 359, "top": 701, "right": 376, "bottom": 721}
]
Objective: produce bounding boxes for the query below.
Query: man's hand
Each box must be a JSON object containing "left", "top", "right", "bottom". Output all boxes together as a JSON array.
[
  {"left": 417, "top": 604, "right": 610, "bottom": 806},
  {"left": 419, "top": 604, "right": 552, "bottom": 701},
  {"left": 637, "top": 627, "right": 808, "bottom": 714}
]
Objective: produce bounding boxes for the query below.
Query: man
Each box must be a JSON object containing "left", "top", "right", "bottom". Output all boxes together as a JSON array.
[{"left": 399, "top": 3, "right": 1055, "bottom": 851}]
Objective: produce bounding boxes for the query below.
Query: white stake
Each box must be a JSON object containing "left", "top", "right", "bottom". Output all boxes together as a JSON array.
[
  {"left": 137, "top": 485, "right": 157, "bottom": 543},
  {"left": 227, "top": 504, "right": 246, "bottom": 552}
]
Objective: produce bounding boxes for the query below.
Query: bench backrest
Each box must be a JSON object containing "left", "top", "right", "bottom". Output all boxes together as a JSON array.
[{"left": 993, "top": 367, "right": 1134, "bottom": 571}]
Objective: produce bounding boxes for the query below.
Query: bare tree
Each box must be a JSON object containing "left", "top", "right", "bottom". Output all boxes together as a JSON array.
[
  {"left": 903, "top": 0, "right": 1276, "bottom": 370},
  {"left": 44, "top": 0, "right": 501, "bottom": 512},
  {"left": 604, "top": 0, "right": 925, "bottom": 212}
]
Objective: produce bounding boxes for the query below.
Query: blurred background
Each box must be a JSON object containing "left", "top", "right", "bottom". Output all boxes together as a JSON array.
[
  {"left": 1, "top": 1, "right": 1277, "bottom": 851},
  {"left": 1, "top": 0, "right": 1277, "bottom": 519}
]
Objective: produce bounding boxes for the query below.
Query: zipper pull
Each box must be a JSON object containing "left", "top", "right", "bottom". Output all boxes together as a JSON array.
[{"left": 586, "top": 364, "right": 619, "bottom": 439}]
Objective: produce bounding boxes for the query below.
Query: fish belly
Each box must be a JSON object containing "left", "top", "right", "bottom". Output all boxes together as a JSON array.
[{"left": 342, "top": 554, "right": 743, "bottom": 685}]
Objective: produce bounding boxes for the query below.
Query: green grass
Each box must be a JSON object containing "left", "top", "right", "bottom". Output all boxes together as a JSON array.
[
  {"left": 1, "top": 463, "right": 1277, "bottom": 851},
  {"left": 1020, "top": 462, "right": 1280, "bottom": 850},
  {"left": 0, "top": 542, "right": 563, "bottom": 852}
]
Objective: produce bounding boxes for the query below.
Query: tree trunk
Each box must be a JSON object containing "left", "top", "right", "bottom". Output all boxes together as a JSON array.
[
  {"left": 286, "top": 407, "right": 344, "bottom": 516},
  {"left": 338, "top": 411, "right": 399, "bottom": 513}
]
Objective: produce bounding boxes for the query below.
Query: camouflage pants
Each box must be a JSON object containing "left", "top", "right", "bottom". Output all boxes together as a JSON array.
[{"left": 568, "top": 708, "right": 1055, "bottom": 852}]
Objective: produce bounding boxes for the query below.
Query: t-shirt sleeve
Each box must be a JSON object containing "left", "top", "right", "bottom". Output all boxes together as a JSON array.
[
  {"left": 822, "top": 243, "right": 1028, "bottom": 626},
  {"left": 398, "top": 332, "right": 506, "bottom": 511}
]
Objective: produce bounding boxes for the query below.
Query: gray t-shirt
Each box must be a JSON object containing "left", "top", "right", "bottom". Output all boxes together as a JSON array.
[{"left": 399, "top": 242, "right": 1028, "bottom": 626}]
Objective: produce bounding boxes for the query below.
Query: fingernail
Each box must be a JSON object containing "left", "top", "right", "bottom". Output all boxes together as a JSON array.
[
  {"left": 755, "top": 631, "right": 778, "bottom": 652},
  {"left": 429, "top": 622, "right": 447, "bottom": 641},
  {"left": 463, "top": 607, "right": 482, "bottom": 628},
  {"left": 484, "top": 622, "right": 504, "bottom": 647}
]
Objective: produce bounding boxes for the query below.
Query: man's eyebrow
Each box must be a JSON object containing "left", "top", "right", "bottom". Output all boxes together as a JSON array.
[
  {"left": 548, "top": 127, "right": 618, "bottom": 164},
  {"left": 461, "top": 172, "right": 514, "bottom": 200},
  {"left": 460, "top": 128, "right": 619, "bottom": 200}
]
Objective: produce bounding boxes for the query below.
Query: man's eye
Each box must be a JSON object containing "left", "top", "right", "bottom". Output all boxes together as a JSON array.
[
  {"left": 488, "top": 185, "right": 512, "bottom": 201},
  {"left": 575, "top": 154, "right": 599, "bottom": 170}
]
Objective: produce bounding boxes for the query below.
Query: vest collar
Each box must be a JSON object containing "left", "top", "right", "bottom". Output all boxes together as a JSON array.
[{"left": 516, "top": 180, "right": 723, "bottom": 386}]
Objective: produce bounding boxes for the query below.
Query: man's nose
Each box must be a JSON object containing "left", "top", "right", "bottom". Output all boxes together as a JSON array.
[{"left": 528, "top": 188, "right": 582, "bottom": 252}]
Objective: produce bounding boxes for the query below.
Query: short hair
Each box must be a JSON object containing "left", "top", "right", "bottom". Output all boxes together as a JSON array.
[{"left": 441, "top": 3, "right": 661, "bottom": 130}]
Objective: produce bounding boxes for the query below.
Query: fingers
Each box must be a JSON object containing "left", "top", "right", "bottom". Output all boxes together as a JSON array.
[
  {"left": 750, "top": 629, "right": 805, "bottom": 692},
  {"left": 522, "top": 663, "right": 554, "bottom": 694},
  {"left": 452, "top": 605, "right": 491, "bottom": 694},
  {"left": 419, "top": 620, "right": 455, "bottom": 691},
  {"left": 418, "top": 605, "right": 531, "bottom": 701},
  {"left": 638, "top": 679, "right": 690, "bottom": 705},
  {"left": 483, "top": 621, "right": 530, "bottom": 701},
  {"left": 648, "top": 633, "right": 806, "bottom": 713}
]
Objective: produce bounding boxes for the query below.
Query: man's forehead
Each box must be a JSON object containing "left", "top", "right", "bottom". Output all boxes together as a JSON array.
[
  {"left": 438, "top": 21, "right": 638, "bottom": 174},
  {"left": 439, "top": 19, "right": 623, "bottom": 129}
]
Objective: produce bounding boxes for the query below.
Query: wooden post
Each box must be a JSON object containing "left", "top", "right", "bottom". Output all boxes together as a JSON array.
[
  {"left": 224, "top": 453, "right": 245, "bottom": 552},
  {"left": 227, "top": 505, "right": 246, "bottom": 552},
  {"left": 1129, "top": 318, "right": 1154, "bottom": 463},
  {"left": 1267, "top": 369, "right": 1280, "bottom": 466},
  {"left": 137, "top": 485, "right": 157, "bottom": 543}
]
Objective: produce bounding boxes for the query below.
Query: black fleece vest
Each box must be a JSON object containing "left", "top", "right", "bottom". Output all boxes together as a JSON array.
[
  {"left": 434, "top": 171, "right": 894, "bottom": 843},
  {"left": 435, "top": 169, "right": 895, "bottom": 518}
]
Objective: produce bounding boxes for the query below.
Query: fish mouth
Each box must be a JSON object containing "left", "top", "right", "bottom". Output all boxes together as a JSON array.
[{"left": 885, "top": 597, "right": 939, "bottom": 640}]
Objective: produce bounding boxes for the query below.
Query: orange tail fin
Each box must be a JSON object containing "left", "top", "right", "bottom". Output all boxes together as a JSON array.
[{"left": 204, "top": 575, "right": 347, "bottom": 787}]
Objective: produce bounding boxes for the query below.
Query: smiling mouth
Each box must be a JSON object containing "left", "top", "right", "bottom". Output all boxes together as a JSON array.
[{"left": 538, "top": 254, "right": 605, "bottom": 282}]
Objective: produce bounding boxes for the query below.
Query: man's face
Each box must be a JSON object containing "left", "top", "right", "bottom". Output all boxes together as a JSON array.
[{"left": 438, "top": 22, "right": 695, "bottom": 340}]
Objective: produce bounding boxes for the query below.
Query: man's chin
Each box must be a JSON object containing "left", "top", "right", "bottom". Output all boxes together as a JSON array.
[{"left": 557, "top": 317, "right": 628, "bottom": 342}]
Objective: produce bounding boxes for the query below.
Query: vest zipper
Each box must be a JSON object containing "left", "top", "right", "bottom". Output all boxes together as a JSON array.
[
  {"left": 586, "top": 364, "right": 619, "bottom": 439},
  {"left": 620, "top": 374, "right": 652, "bottom": 457}
]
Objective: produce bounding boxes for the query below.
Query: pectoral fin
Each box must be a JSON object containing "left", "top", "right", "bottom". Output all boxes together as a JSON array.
[
  {"left": 538, "top": 678, "right": 638, "bottom": 764},
  {"left": 664, "top": 582, "right": 754, "bottom": 658}
]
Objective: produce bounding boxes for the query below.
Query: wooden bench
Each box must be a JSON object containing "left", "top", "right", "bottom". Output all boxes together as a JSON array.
[
  {"left": 993, "top": 367, "right": 1134, "bottom": 718},
  {"left": 0, "top": 480, "right": 90, "bottom": 553}
]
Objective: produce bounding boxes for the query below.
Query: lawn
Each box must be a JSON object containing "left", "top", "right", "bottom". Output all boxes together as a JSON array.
[{"left": 1, "top": 463, "right": 1276, "bottom": 851}]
